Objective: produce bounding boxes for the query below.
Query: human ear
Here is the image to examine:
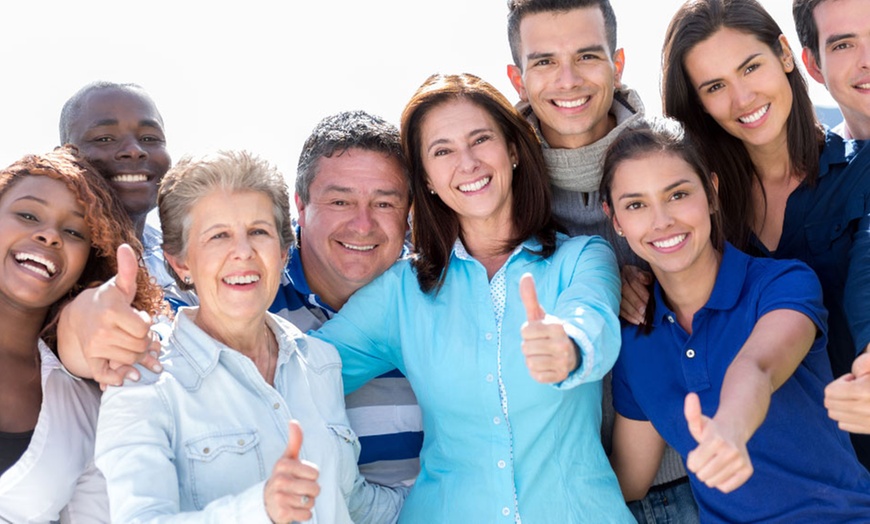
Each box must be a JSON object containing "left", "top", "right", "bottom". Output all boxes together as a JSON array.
[
  {"left": 613, "top": 48, "right": 626, "bottom": 89},
  {"left": 164, "top": 252, "right": 190, "bottom": 284},
  {"left": 507, "top": 64, "right": 529, "bottom": 102},
  {"left": 802, "top": 47, "right": 827, "bottom": 86},
  {"left": 295, "top": 193, "right": 307, "bottom": 229},
  {"left": 778, "top": 34, "right": 796, "bottom": 73}
]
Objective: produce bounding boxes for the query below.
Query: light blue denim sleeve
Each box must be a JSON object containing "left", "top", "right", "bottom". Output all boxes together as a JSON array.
[
  {"left": 346, "top": 480, "right": 408, "bottom": 524},
  {"left": 552, "top": 236, "right": 622, "bottom": 389},
  {"left": 95, "top": 383, "right": 271, "bottom": 523}
]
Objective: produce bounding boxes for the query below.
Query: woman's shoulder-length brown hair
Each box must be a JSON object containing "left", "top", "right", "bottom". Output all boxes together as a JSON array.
[{"left": 400, "top": 73, "right": 558, "bottom": 294}]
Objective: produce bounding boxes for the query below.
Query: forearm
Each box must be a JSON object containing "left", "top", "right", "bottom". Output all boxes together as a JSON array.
[
  {"left": 714, "top": 359, "right": 772, "bottom": 443},
  {"left": 346, "top": 477, "right": 408, "bottom": 524}
]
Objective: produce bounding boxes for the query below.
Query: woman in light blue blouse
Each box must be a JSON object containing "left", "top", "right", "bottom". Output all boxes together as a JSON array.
[{"left": 313, "top": 73, "right": 633, "bottom": 523}]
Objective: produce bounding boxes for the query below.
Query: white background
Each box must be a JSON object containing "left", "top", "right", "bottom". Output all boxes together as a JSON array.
[{"left": 0, "top": 1, "right": 833, "bottom": 198}]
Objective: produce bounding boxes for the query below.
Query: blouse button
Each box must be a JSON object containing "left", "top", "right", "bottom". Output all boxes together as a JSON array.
[
  {"left": 203, "top": 447, "right": 210, "bottom": 454},
  {"left": 486, "top": 374, "right": 494, "bottom": 382},
  {"left": 485, "top": 332, "right": 493, "bottom": 341},
  {"left": 497, "top": 460, "right": 506, "bottom": 469},
  {"left": 686, "top": 349, "right": 696, "bottom": 358},
  {"left": 667, "top": 315, "right": 675, "bottom": 323},
  {"left": 502, "top": 507, "right": 511, "bottom": 516},
  {"left": 493, "top": 416, "right": 501, "bottom": 425},
  {"left": 238, "top": 439, "right": 245, "bottom": 446},
  {"left": 273, "top": 402, "right": 280, "bottom": 410}
]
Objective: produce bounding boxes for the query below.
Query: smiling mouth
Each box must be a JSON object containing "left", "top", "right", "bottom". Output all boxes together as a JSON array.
[
  {"left": 15, "top": 252, "right": 58, "bottom": 278},
  {"left": 854, "top": 82, "right": 870, "bottom": 89},
  {"left": 339, "top": 242, "right": 376, "bottom": 252},
  {"left": 651, "top": 234, "right": 686, "bottom": 249},
  {"left": 552, "top": 97, "right": 590, "bottom": 109},
  {"left": 458, "top": 177, "right": 491, "bottom": 193},
  {"left": 738, "top": 104, "right": 770, "bottom": 124},
  {"left": 111, "top": 174, "right": 150, "bottom": 183},
  {"left": 223, "top": 274, "right": 260, "bottom": 285}
]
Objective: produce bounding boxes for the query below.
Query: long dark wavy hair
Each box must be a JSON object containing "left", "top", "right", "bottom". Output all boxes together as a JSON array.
[
  {"left": 662, "top": 0, "right": 823, "bottom": 250},
  {"left": 400, "top": 73, "right": 558, "bottom": 293},
  {"left": 0, "top": 146, "right": 165, "bottom": 352}
]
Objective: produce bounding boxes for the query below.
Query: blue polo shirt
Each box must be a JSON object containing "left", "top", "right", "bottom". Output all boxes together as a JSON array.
[
  {"left": 269, "top": 243, "right": 423, "bottom": 488},
  {"left": 751, "top": 130, "right": 870, "bottom": 378},
  {"left": 613, "top": 244, "right": 870, "bottom": 523}
]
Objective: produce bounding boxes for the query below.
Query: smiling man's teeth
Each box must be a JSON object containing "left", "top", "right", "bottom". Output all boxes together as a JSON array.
[
  {"left": 553, "top": 97, "right": 589, "bottom": 108},
  {"left": 15, "top": 252, "right": 57, "bottom": 276},
  {"left": 738, "top": 104, "right": 770, "bottom": 124},
  {"left": 223, "top": 274, "right": 260, "bottom": 285},
  {"left": 652, "top": 234, "right": 686, "bottom": 249},
  {"left": 112, "top": 174, "right": 148, "bottom": 183},
  {"left": 458, "top": 177, "right": 491, "bottom": 193},
  {"left": 855, "top": 83, "right": 870, "bottom": 89},
  {"left": 341, "top": 242, "right": 375, "bottom": 252}
]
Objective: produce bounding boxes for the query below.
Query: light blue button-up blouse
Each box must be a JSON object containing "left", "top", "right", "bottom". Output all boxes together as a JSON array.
[{"left": 314, "top": 234, "right": 634, "bottom": 523}]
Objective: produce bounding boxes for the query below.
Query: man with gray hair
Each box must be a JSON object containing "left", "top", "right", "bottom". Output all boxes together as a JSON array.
[{"left": 270, "top": 110, "right": 423, "bottom": 488}]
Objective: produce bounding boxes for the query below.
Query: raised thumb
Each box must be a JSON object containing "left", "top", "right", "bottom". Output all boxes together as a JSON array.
[
  {"left": 285, "top": 419, "right": 303, "bottom": 460},
  {"left": 684, "top": 392, "right": 705, "bottom": 443},
  {"left": 113, "top": 243, "right": 139, "bottom": 304},
  {"left": 519, "top": 273, "right": 545, "bottom": 322}
]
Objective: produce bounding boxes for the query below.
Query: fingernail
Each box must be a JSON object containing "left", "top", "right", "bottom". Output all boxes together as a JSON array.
[
  {"left": 150, "top": 350, "right": 159, "bottom": 359},
  {"left": 151, "top": 362, "right": 163, "bottom": 373},
  {"left": 126, "top": 369, "right": 140, "bottom": 382}
]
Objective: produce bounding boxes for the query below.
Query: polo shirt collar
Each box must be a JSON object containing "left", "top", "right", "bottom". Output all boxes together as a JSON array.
[
  {"left": 819, "top": 128, "right": 864, "bottom": 179},
  {"left": 651, "top": 242, "right": 747, "bottom": 326}
]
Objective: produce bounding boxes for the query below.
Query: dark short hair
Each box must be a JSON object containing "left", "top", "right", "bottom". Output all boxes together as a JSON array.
[
  {"left": 400, "top": 73, "right": 558, "bottom": 293},
  {"left": 295, "top": 110, "right": 409, "bottom": 204},
  {"left": 58, "top": 81, "right": 161, "bottom": 145},
  {"left": 507, "top": 0, "right": 618, "bottom": 68},
  {"left": 792, "top": 0, "right": 829, "bottom": 62},
  {"left": 662, "top": 0, "right": 822, "bottom": 249}
]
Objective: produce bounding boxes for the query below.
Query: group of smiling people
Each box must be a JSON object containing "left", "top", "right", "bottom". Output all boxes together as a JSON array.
[{"left": 5, "top": 0, "right": 870, "bottom": 522}]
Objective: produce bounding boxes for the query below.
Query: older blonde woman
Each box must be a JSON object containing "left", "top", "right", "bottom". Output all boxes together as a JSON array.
[{"left": 95, "top": 151, "right": 404, "bottom": 523}]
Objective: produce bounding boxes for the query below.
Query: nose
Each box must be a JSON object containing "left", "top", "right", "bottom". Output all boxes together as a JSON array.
[
  {"left": 731, "top": 80, "right": 756, "bottom": 112},
  {"left": 554, "top": 61, "right": 583, "bottom": 90},
  {"left": 34, "top": 227, "right": 62, "bottom": 248},
  {"left": 859, "top": 41, "right": 870, "bottom": 69},
  {"left": 457, "top": 146, "right": 480, "bottom": 174},
  {"left": 232, "top": 233, "right": 255, "bottom": 259},
  {"left": 347, "top": 205, "right": 375, "bottom": 234},
  {"left": 114, "top": 135, "right": 147, "bottom": 161},
  {"left": 651, "top": 203, "right": 675, "bottom": 231}
]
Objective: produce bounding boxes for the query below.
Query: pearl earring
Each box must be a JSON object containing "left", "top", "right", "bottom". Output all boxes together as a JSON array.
[
  {"left": 616, "top": 229, "right": 624, "bottom": 237},
  {"left": 512, "top": 163, "right": 518, "bottom": 170},
  {"left": 184, "top": 276, "right": 192, "bottom": 285}
]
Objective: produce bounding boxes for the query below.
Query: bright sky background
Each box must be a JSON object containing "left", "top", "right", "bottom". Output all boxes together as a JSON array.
[{"left": 0, "top": 0, "right": 835, "bottom": 207}]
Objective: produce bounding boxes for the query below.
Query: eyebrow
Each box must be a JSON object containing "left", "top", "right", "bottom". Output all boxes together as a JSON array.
[
  {"left": 696, "top": 53, "right": 761, "bottom": 91},
  {"left": 426, "top": 127, "right": 493, "bottom": 154},
  {"left": 15, "top": 195, "right": 85, "bottom": 218},
  {"left": 201, "top": 219, "right": 274, "bottom": 235},
  {"left": 88, "top": 118, "right": 163, "bottom": 130},
  {"left": 826, "top": 32, "right": 857, "bottom": 47},
  {"left": 525, "top": 45, "right": 607, "bottom": 62},
  {"left": 616, "top": 179, "right": 692, "bottom": 201},
  {"left": 321, "top": 184, "right": 405, "bottom": 198}
]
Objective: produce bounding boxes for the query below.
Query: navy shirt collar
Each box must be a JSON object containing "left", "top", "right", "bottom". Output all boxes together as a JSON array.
[
  {"left": 651, "top": 242, "right": 747, "bottom": 327},
  {"left": 819, "top": 128, "right": 865, "bottom": 179}
]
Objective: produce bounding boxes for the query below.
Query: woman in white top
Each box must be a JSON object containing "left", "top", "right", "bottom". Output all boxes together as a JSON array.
[{"left": 0, "top": 146, "right": 164, "bottom": 523}]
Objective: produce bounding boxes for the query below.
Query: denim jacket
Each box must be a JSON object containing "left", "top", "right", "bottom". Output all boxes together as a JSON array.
[{"left": 95, "top": 308, "right": 404, "bottom": 523}]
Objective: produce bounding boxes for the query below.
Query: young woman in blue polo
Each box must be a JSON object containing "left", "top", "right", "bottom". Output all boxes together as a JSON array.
[{"left": 600, "top": 120, "right": 870, "bottom": 523}]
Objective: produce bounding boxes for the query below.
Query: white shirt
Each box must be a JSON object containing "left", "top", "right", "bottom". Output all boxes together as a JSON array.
[{"left": 0, "top": 340, "right": 108, "bottom": 523}]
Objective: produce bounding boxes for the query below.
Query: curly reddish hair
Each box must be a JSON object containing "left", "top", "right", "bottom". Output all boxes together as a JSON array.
[{"left": 0, "top": 146, "right": 165, "bottom": 351}]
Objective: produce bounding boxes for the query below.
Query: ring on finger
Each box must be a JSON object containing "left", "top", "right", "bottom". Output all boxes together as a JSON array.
[{"left": 301, "top": 494, "right": 310, "bottom": 506}]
